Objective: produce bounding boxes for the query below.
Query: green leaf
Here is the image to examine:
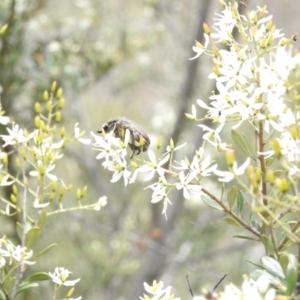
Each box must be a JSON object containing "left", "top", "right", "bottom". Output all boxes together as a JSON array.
[
  {"left": 16, "top": 222, "right": 22, "bottom": 241},
  {"left": 25, "top": 227, "right": 41, "bottom": 249},
  {"left": 237, "top": 191, "right": 244, "bottom": 215},
  {"left": 26, "top": 272, "right": 50, "bottom": 282},
  {"left": 265, "top": 155, "right": 275, "bottom": 166},
  {"left": 35, "top": 243, "right": 57, "bottom": 258},
  {"left": 286, "top": 254, "right": 297, "bottom": 295},
  {"left": 249, "top": 269, "right": 265, "bottom": 280},
  {"left": 231, "top": 129, "right": 255, "bottom": 158},
  {"left": 227, "top": 186, "right": 237, "bottom": 210},
  {"left": 251, "top": 220, "right": 261, "bottom": 232},
  {"left": 261, "top": 256, "right": 285, "bottom": 280},
  {"left": 233, "top": 234, "right": 260, "bottom": 241},
  {"left": 260, "top": 235, "right": 274, "bottom": 255},
  {"left": 201, "top": 195, "right": 223, "bottom": 211},
  {"left": 223, "top": 217, "right": 242, "bottom": 227},
  {"left": 16, "top": 283, "right": 38, "bottom": 296},
  {"left": 37, "top": 210, "right": 47, "bottom": 229}
]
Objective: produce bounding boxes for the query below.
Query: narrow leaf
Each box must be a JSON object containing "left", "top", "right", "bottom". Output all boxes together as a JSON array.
[
  {"left": 237, "top": 190, "right": 244, "bottom": 215},
  {"left": 234, "top": 234, "right": 260, "bottom": 241},
  {"left": 37, "top": 210, "right": 47, "bottom": 229},
  {"left": 261, "top": 256, "right": 285, "bottom": 280},
  {"left": 25, "top": 227, "right": 41, "bottom": 249},
  {"left": 286, "top": 254, "right": 297, "bottom": 295},
  {"left": 201, "top": 195, "right": 223, "bottom": 211},
  {"left": 223, "top": 217, "right": 242, "bottom": 227},
  {"left": 16, "top": 283, "right": 38, "bottom": 296},
  {"left": 35, "top": 243, "right": 57, "bottom": 258},
  {"left": 231, "top": 129, "right": 255, "bottom": 158},
  {"left": 26, "top": 272, "right": 50, "bottom": 282},
  {"left": 260, "top": 235, "right": 274, "bottom": 255},
  {"left": 227, "top": 186, "right": 237, "bottom": 210}
]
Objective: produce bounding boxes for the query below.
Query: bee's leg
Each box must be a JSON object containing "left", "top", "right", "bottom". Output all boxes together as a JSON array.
[{"left": 130, "top": 150, "right": 135, "bottom": 159}]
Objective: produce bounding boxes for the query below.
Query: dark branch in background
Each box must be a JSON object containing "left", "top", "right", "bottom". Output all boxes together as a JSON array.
[
  {"left": 186, "top": 274, "right": 194, "bottom": 297},
  {"left": 126, "top": 1, "right": 213, "bottom": 299},
  {"left": 213, "top": 273, "right": 227, "bottom": 291}
]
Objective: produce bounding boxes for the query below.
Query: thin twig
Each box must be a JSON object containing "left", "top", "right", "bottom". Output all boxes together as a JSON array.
[
  {"left": 278, "top": 220, "right": 300, "bottom": 251},
  {"left": 213, "top": 273, "right": 228, "bottom": 291},
  {"left": 186, "top": 274, "right": 194, "bottom": 297},
  {"left": 202, "top": 188, "right": 261, "bottom": 237}
]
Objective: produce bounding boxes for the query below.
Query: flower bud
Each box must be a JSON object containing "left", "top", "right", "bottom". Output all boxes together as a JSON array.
[
  {"left": 15, "top": 157, "right": 21, "bottom": 169},
  {"left": 289, "top": 126, "right": 298, "bottom": 139},
  {"left": 0, "top": 24, "right": 8, "bottom": 35},
  {"left": 76, "top": 189, "right": 82, "bottom": 200},
  {"left": 225, "top": 151, "right": 235, "bottom": 167},
  {"left": 55, "top": 111, "right": 62, "bottom": 123},
  {"left": 56, "top": 87, "right": 63, "bottom": 99},
  {"left": 59, "top": 186, "right": 65, "bottom": 200},
  {"left": 82, "top": 186, "right": 87, "bottom": 197},
  {"left": 34, "top": 102, "right": 41, "bottom": 114},
  {"left": 266, "top": 20, "right": 273, "bottom": 32},
  {"left": 203, "top": 23, "right": 211, "bottom": 35},
  {"left": 38, "top": 165, "right": 45, "bottom": 176},
  {"left": 275, "top": 178, "right": 289, "bottom": 193},
  {"left": 1, "top": 153, "right": 8, "bottom": 165},
  {"left": 46, "top": 101, "right": 52, "bottom": 112},
  {"left": 35, "top": 116, "right": 41, "bottom": 128},
  {"left": 212, "top": 66, "right": 221, "bottom": 76},
  {"left": 58, "top": 97, "right": 65, "bottom": 109},
  {"left": 270, "top": 139, "right": 281, "bottom": 158},
  {"left": 66, "top": 287, "right": 75, "bottom": 298},
  {"left": 51, "top": 181, "right": 57, "bottom": 192},
  {"left": 131, "top": 161, "right": 139, "bottom": 168},
  {"left": 51, "top": 81, "right": 57, "bottom": 93},
  {"left": 12, "top": 184, "right": 18, "bottom": 195},
  {"left": 43, "top": 90, "right": 49, "bottom": 101},
  {"left": 169, "top": 138, "right": 175, "bottom": 151},
  {"left": 252, "top": 13, "right": 258, "bottom": 25},
  {"left": 266, "top": 170, "right": 275, "bottom": 185},
  {"left": 10, "top": 194, "right": 17, "bottom": 204},
  {"left": 59, "top": 127, "right": 65, "bottom": 138},
  {"left": 156, "top": 137, "right": 162, "bottom": 150}
]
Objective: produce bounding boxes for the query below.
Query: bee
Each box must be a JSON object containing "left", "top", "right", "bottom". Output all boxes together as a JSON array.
[{"left": 97, "top": 118, "right": 150, "bottom": 158}]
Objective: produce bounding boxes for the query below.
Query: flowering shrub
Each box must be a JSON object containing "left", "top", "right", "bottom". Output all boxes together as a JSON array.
[
  {"left": 1, "top": 0, "right": 300, "bottom": 299},
  {"left": 78, "top": 1, "right": 300, "bottom": 299}
]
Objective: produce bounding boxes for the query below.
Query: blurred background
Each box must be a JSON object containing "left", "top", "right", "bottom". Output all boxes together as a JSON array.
[{"left": 0, "top": 0, "right": 299, "bottom": 299}]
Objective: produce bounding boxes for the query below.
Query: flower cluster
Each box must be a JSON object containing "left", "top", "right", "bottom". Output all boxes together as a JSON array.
[
  {"left": 142, "top": 274, "right": 276, "bottom": 300},
  {"left": 190, "top": 2, "right": 300, "bottom": 167},
  {"left": 140, "top": 280, "right": 180, "bottom": 300},
  {"left": 49, "top": 267, "right": 82, "bottom": 300},
  {"left": 86, "top": 128, "right": 217, "bottom": 218}
]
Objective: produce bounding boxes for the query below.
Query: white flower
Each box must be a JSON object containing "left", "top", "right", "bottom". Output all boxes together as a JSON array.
[
  {"left": 214, "top": 158, "right": 250, "bottom": 182},
  {"left": 12, "top": 246, "right": 36, "bottom": 265},
  {"left": 0, "top": 124, "right": 33, "bottom": 147},
  {"left": 33, "top": 199, "right": 50, "bottom": 208},
  {"left": 140, "top": 280, "right": 180, "bottom": 300},
  {"left": 176, "top": 171, "right": 202, "bottom": 199},
  {"left": 139, "top": 150, "right": 170, "bottom": 181},
  {"left": 48, "top": 267, "right": 80, "bottom": 287},
  {"left": 29, "top": 163, "right": 57, "bottom": 181},
  {"left": 74, "top": 123, "right": 91, "bottom": 145},
  {"left": 189, "top": 34, "right": 209, "bottom": 60},
  {"left": 93, "top": 196, "right": 108, "bottom": 211},
  {"left": 0, "top": 175, "right": 15, "bottom": 186}
]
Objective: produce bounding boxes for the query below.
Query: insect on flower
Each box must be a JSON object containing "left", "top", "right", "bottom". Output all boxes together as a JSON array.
[{"left": 97, "top": 118, "right": 151, "bottom": 158}]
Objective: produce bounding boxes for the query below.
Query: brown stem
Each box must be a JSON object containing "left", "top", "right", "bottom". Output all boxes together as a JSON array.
[
  {"left": 278, "top": 220, "right": 300, "bottom": 252},
  {"left": 256, "top": 121, "right": 267, "bottom": 205},
  {"left": 202, "top": 188, "right": 261, "bottom": 238}
]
